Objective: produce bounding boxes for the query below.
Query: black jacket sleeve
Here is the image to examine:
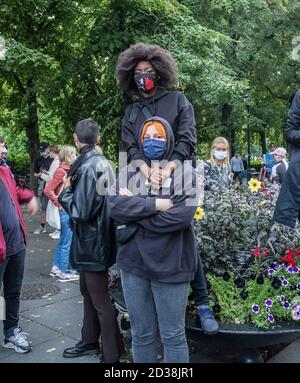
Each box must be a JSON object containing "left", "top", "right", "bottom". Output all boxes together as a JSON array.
[
  {"left": 58, "top": 167, "right": 105, "bottom": 224},
  {"left": 285, "top": 89, "right": 300, "bottom": 146},
  {"left": 137, "top": 166, "right": 197, "bottom": 232},
  {"left": 171, "top": 93, "right": 197, "bottom": 161},
  {"left": 108, "top": 194, "right": 157, "bottom": 223},
  {"left": 137, "top": 201, "right": 196, "bottom": 233},
  {"left": 108, "top": 167, "right": 157, "bottom": 223}
]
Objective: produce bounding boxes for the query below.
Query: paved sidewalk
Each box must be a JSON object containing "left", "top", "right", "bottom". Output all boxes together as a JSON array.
[{"left": 0, "top": 210, "right": 299, "bottom": 363}]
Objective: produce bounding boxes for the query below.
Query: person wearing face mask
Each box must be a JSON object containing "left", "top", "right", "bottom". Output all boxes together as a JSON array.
[
  {"left": 116, "top": 43, "right": 197, "bottom": 189},
  {"left": 203, "top": 137, "right": 232, "bottom": 191},
  {"left": 188, "top": 137, "right": 231, "bottom": 336},
  {"left": 40, "top": 145, "right": 61, "bottom": 239},
  {"left": 33, "top": 143, "right": 53, "bottom": 235},
  {"left": 108, "top": 118, "right": 197, "bottom": 363},
  {"left": 44, "top": 146, "right": 79, "bottom": 282},
  {"left": 0, "top": 137, "right": 39, "bottom": 353}
]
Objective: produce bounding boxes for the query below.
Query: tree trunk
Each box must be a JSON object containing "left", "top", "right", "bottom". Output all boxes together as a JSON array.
[
  {"left": 25, "top": 76, "right": 40, "bottom": 190},
  {"left": 259, "top": 129, "right": 267, "bottom": 155},
  {"left": 220, "top": 103, "right": 235, "bottom": 155}
]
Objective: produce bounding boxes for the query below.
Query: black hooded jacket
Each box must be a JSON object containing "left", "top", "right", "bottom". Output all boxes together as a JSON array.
[
  {"left": 122, "top": 88, "right": 197, "bottom": 163},
  {"left": 108, "top": 117, "right": 197, "bottom": 283}
]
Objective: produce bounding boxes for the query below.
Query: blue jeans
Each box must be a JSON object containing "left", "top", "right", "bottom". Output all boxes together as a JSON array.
[
  {"left": 121, "top": 270, "right": 190, "bottom": 363},
  {"left": 52, "top": 211, "right": 72, "bottom": 273}
]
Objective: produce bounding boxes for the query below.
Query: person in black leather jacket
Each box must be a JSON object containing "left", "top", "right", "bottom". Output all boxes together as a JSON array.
[
  {"left": 274, "top": 89, "right": 300, "bottom": 227},
  {"left": 58, "top": 119, "right": 124, "bottom": 362}
]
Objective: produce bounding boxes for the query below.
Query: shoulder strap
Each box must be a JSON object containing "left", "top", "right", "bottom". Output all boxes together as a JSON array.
[
  {"left": 140, "top": 104, "right": 153, "bottom": 119},
  {"left": 129, "top": 102, "right": 154, "bottom": 124},
  {"left": 129, "top": 103, "right": 139, "bottom": 124}
]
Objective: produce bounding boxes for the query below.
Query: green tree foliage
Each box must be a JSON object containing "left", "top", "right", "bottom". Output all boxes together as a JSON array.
[
  {"left": 1, "top": 0, "right": 300, "bottom": 177},
  {"left": 183, "top": 0, "right": 300, "bottom": 153}
]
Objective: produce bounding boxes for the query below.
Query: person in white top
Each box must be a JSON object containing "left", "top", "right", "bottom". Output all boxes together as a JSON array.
[
  {"left": 40, "top": 145, "right": 61, "bottom": 238},
  {"left": 271, "top": 147, "right": 288, "bottom": 185}
]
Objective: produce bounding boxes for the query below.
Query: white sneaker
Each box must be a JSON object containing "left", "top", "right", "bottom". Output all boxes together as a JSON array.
[
  {"left": 3, "top": 327, "right": 31, "bottom": 353},
  {"left": 33, "top": 225, "right": 46, "bottom": 234},
  {"left": 49, "top": 266, "right": 61, "bottom": 277},
  {"left": 49, "top": 229, "right": 60, "bottom": 239},
  {"left": 68, "top": 270, "right": 79, "bottom": 276},
  {"left": 58, "top": 272, "right": 80, "bottom": 282}
]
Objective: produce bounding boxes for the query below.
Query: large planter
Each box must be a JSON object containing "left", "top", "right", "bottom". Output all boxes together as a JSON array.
[{"left": 110, "top": 288, "right": 300, "bottom": 363}]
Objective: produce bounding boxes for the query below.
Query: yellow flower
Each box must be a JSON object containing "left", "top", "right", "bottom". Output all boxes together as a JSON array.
[
  {"left": 248, "top": 178, "right": 261, "bottom": 193},
  {"left": 194, "top": 207, "right": 205, "bottom": 221},
  {"left": 258, "top": 200, "right": 267, "bottom": 208}
]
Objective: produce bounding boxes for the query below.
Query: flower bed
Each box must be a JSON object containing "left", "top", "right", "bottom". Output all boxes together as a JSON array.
[{"left": 193, "top": 180, "right": 300, "bottom": 329}]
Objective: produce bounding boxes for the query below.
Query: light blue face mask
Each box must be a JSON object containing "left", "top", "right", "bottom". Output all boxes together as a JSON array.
[
  {"left": 143, "top": 139, "right": 167, "bottom": 160},
  {"left": 214, "top": 150, "right": 228, "bottom": 161}
]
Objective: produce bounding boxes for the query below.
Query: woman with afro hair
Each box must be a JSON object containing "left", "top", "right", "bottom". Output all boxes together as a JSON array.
[
  {"left": 116, "top": 43, "right": 219, "bottom": 337},
  {"left": 116, "top": 42, "right": 197, "bottom": 188}
]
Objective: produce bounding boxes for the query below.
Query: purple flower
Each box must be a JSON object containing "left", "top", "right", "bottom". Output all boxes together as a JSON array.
[
  {"left": 251, "top": 304, "right": 260, "bottom": 313},
  {"left": 280, "top": 275, "right": 285, "bottom": 281},
  {"left": 293, "top": 267, "right": 299, "bottom": 274},
  {"left": 274, "top": 262, "right": 280, "bottom": 270},
  {"left": 268, "top": 268, "right": 275, "bottom": 276},
  {"left": 267, "top": 314, "right": 275, "bottom": 323},
  {"left": 281, "top": 264, "right": 287, "bottom": 270},
  {"left": 292, "top": 310, "right": 300, "bottom": 320},
  {"left": 283, "top": 301, "right": 290, "bottom": 309},
  {"left": 296, "top": 284, "right": 300, "bottom": 291},
  {"left": 282, "top": 280, "right": 289, "bottom": 287},
  {"left": 288, "top": 266, "right": 294, "bottom": 274},
  {"left": 265, "top": 299, "right": 273, "bottom": 307},
  {"left": 277, "top": 295, "right": 285, "bottom": 302},
  {"left": 265, "top": 308, "right": 270, "bottom": 313}
]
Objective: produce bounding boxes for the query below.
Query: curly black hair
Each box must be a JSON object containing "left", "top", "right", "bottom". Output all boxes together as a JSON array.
[{"left": 116, "top": 43, "right": 177, "bottom": 95}]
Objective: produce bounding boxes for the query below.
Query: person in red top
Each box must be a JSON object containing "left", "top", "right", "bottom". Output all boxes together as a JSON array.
[
  {"left": 44, "top": 145, "right": 77, "bottom": 282},
  {"left": 0, "top": 137, "right": 38, "bottom": 353}
]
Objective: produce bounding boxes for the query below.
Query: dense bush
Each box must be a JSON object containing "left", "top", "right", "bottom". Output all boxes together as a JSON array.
[
  {"left": 193, "top": 181, "right": 300, "bottom": 328},
  {"left": 9, "top": 152, "right": 30, "bottom": 176}
]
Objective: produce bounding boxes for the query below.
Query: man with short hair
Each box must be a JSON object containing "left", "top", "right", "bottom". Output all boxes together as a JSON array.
[
  {"left": 0, "top": 137, "right": 39, "bottom": 353},
  {"left": 59, "top": 119, "right": 124, "bottom": 362}
]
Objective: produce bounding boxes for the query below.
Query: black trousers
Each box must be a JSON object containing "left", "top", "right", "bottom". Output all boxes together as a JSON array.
[
  {"left": 190, "top": 252, "right": 209, "bottom": 307},
  {"left": 0, "top": 250, "right": 25, "bottom": 338},
  {"left": 79, "top": 271, "right": 124, "bottom": 363}
]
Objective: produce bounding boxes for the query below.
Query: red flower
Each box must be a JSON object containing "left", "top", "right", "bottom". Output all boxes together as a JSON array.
[
  {"left": 253, "top": 247, "right": 269, "bottom": 257},
  {"left": 282, "top": 249, "right": 297, "bottom": 267}
]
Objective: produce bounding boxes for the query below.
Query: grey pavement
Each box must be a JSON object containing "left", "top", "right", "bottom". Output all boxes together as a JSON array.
[{"left": 0, "top": 209, "right": 299, "bottom": 363}]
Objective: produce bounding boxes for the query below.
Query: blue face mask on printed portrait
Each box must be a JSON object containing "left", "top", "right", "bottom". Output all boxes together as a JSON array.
[{"left": 143, "top": 139, "right": 167, "bottom": 160}]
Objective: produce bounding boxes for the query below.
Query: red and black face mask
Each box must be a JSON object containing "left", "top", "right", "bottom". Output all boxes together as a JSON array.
[{"left": 134, "top": 73, "right": 158, "bottom": 93}]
